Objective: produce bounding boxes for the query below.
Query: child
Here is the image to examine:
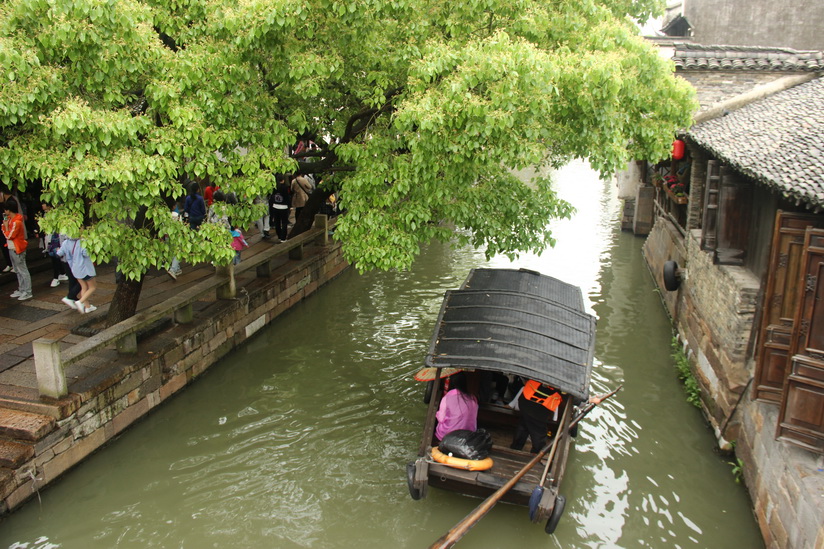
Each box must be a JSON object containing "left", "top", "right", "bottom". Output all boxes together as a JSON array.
[{"left": 230, "top": 225, "right": 248, "bottom": 265}]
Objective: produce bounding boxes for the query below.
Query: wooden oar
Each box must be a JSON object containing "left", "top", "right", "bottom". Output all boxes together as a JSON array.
[
  {"left": 528, "top": 410, "right": 568, "bottom": 521},
  {"left": 428, "top": 440, "right": 554, "bottom": 549},
  {"left": 567, "top": 384, "right": 623, "bottom": 432}
]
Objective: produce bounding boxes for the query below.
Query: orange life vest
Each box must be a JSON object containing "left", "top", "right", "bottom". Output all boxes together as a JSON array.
[{"left": 523, "top": 380, "right": 563, "bottom": 412}]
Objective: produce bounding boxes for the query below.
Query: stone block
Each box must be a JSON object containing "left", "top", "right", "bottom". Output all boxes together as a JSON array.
[
  {"left": 0, "top": 440, "right": 34, "bottom": 468},
  {"left": 41, "top": 428, "right": 106, "bottom": 482},
  {"left": 112, "top": 397, "right": 151, "bottom": 435},
  {"left": 4, "top": 478, "right": 35, "bottom": 510},
  {"left": 0, "top": 409, "right": 55, "bottom": 442},
  {"left": 159, "top": 373, "right": 187, "bottom": 402}
]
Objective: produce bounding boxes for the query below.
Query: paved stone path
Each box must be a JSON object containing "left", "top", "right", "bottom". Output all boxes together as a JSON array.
[{"left": 0, "top": 232, "right": 274, "bottom": 405}]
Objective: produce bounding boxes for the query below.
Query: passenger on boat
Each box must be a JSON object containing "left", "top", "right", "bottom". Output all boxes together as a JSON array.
[{"left": 435, "top": 372, "right": 479, "bottom": 441}]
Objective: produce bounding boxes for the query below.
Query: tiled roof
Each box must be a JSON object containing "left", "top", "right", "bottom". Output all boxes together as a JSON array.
[
  {"left": 687, "top": 77, "right": 824, "bottom": 208},
  {"left": 673, "top": 43, "right": 824, "bottom": 72}
]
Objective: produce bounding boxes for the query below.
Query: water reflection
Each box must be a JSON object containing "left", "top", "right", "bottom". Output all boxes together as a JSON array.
[{"left": 0, "top": 161, "right": 761, "bottom": 549}]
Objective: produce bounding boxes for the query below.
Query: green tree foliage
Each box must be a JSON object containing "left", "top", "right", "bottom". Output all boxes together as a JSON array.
[{"left": 0, "top": 0, "right": 696, "bottom": 312}]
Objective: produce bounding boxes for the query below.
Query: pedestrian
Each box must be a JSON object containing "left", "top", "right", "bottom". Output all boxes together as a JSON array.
[
  {"left": 56, "top": 236, "right": 97, "bottom": 313},
  {"left": 291, "top": 175, "right": 312, "bottom": 221},
  {"left": 269, "top": 175, "right": 291, "bottom": 242},
  {"left": 2, "top": 199, "right": 32, "bottom": 300},
  {"left": 38, "top": 203, "right": 68, "bottom": 287},
  {"left": 58, "top": 238, "right": 82, "bottom": 310},
  {"left": 204, "top": 180, "right": 219, "bottom": 208},
  {"left": 184, "top": 182, "right": 206, "bottom": 229},
  {"left": 254, "top": 194, "right": 271, "bottom": 239},
  {"left": 0, "top": 190, "right": 15, "bottom": 273},
  {"left": 207, "top": 190, "right": 229, "bottom": 228},
  {"left": 166, "top": 210, "right": 183, "bottom": 280},
  {"left": 230, "top": 224, "right": 248, "bottom": 265}
]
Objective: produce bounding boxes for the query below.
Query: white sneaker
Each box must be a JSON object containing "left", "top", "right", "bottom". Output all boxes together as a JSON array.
[
  {"left": 10, "top": 268, "right": 15, "bottom": 274},
  {"left": 61, "top": 297, "right": 76, "bottom": 309},
  {"left": 50, "top": 279, "right": 60, "bottom": 287},
  {"left": 2, "top": 266, "right": 10, "bottom": 273},
  {"left": 57, "top": 274, "right": 68, "bottom": 281},
  {"left": 17, "top": 293, "right": 32, "bottom": 301},
  {"left": 166, "top": 269, "right": 177, "bottom": 280},
  {"left": 10, "top": 290, "right": 22, "bottom": 298},
  {"left": 84, "top": 304, "right": 97, "bottom": 313},
  {"left": 75, "top": 301, "right": 86, "bottom": 313}
]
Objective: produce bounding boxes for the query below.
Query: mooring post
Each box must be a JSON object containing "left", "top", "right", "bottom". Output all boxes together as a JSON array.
[{"left": 32, "top": 338, "right": 68, "bottom": 399}]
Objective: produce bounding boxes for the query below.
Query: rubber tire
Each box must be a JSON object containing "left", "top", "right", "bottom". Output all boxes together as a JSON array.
[
  {"left": 545, "top": 494, "right": 566, "bottom": 535},
  {"left": 406, "top": 462, "right": 422, "bottom": 500},
  {"left": 663, "top": 260, "right": 681, "bottom": 292},
  {"left": 423, "top": 380, "right": 434, "bottom": 405}
]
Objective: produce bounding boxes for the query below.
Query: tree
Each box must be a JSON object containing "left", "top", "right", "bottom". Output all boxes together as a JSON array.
[{"left": 0, "top": 0, "right": 696, "bottom": 323}]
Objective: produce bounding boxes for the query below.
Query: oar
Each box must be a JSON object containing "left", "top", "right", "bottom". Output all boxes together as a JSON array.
[
  {"left": 527, "top": 411, "right": 568, "bottom": 521},
  {"left": 429, "top": 440, "right": 554, "bottom": 549},
  {"left": 568, "top": 384, "right": 623, "bottom": 432},
  {"left": 527, "top": 384, "right": 622, "bottom": 521}
]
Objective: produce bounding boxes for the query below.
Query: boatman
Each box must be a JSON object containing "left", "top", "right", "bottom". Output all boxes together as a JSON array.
[
  {"left": 510, "top": 380, "right": 605, "bottom": 453},
  {"left": 510, "top": 380, "right": 565, "bottom": 453}
]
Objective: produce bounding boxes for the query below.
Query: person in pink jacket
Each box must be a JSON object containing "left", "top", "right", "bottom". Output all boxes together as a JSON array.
[{"left": 435, "top": 372, "right": 479, "bottom": 441}]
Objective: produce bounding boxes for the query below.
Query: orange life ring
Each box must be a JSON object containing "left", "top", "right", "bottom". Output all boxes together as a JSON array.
[{"left": 430, "top": 446, "right": 494, "bottom": 471}]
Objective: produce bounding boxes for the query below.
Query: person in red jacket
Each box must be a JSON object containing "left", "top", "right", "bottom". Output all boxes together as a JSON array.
[{"left": 2, "top": 199, "right": 32, "bottom": 300}]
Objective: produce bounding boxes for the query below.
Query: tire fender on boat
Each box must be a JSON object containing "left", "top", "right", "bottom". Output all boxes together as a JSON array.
[{"left": 430, "top": 446, "right": 494, "bottom": 471}]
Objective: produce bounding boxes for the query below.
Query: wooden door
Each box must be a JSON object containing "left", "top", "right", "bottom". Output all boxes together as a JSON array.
[
  {"left": 776, "top": 228, "right": 824, "bottom": 454},
  {"left": 754, "top": 211, "right": 824, "bottom": 403}
]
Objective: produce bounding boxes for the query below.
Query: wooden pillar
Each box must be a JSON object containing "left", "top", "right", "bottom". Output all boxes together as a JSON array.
[{"left": 33, "top": 338, "right": 67, "bottom": 398}]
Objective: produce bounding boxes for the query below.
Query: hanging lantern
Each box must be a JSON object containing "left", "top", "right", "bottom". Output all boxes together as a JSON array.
[{"left": 672, "top": 139, "right": 685, "bottom": 160}]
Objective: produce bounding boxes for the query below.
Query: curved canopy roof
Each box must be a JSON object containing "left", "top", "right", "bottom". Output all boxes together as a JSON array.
[{"left": 424, "top": 269, "right": 596, "bottom": 400}]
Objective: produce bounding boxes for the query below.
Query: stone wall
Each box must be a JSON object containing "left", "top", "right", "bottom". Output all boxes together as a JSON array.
[
  {"left": 0, "top": 241, "right": 348, "bottom": 514},
  {"left": 643, "top": 215, "right": 824, "bottom": 549},
  {"left": 737, "top": 398, "right": 824, "bottom": 549}
]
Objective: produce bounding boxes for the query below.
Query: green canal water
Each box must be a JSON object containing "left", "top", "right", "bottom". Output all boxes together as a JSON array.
[{"left": 0, "top": 161, "right": 763, "bottom": 548}]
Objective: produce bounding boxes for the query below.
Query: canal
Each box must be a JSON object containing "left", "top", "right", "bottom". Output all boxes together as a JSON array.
[{"left": 0, "top": 161, "right": 763, "bottom": 548}]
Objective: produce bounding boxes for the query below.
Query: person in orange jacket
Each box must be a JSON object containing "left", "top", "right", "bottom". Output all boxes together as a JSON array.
[{"left": 2, "top": 199, "right": 32, "bottom": 301}]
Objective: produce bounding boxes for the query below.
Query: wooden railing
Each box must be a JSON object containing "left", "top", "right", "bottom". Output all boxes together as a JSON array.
[{"left": 32, "top": 215, "right": 335, "bottom": 399}]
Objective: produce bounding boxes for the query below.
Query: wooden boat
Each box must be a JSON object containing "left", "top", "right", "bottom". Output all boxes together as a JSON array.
[{"left": 406, "top": 268, "right": 596, "bottom": 535}]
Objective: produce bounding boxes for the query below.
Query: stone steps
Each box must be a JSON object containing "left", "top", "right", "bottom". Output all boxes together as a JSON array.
[{"left": 0, "top": 408, "right": 56, "bottom": 469}]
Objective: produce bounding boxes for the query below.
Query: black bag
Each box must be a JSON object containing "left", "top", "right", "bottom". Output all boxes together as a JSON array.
[{"left": 438, "top": 429, "right": 493, "bottom": 460}]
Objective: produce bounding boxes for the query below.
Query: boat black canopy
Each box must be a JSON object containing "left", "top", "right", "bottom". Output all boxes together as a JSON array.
[{"left": 424, "top": 268, "right": 596, "bottom": 400}]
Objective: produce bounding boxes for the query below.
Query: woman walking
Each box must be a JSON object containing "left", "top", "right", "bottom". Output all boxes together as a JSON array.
[{"left": 57, "top": 236, "right": 97, "bottom": 313}]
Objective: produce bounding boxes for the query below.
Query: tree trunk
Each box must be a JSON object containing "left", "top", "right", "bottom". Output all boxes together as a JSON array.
[{"left": 106, "top": 274, "right": 145, "bottom": 327}]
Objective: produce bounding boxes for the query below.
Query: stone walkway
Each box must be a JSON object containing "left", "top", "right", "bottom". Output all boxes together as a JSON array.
[{"left": 0, "top": 232, "right": 274, "bottom": 410}]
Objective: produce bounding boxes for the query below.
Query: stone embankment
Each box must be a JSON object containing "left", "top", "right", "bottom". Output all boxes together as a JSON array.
[{"left": 0, "top": 216, "right": 346, "bottom": 514}]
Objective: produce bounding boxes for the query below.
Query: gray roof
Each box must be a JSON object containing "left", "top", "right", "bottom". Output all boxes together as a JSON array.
[
  {"left": 674, "top": 43, "right": 824, "bottom": 72},
  {"left": 687, "top": 77, "right": 824, "bottom": 208}
]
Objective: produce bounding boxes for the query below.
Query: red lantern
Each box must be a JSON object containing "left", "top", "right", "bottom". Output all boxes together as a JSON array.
[{"left": 672, "top": 139, "right": 685, "bottom": 160}]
